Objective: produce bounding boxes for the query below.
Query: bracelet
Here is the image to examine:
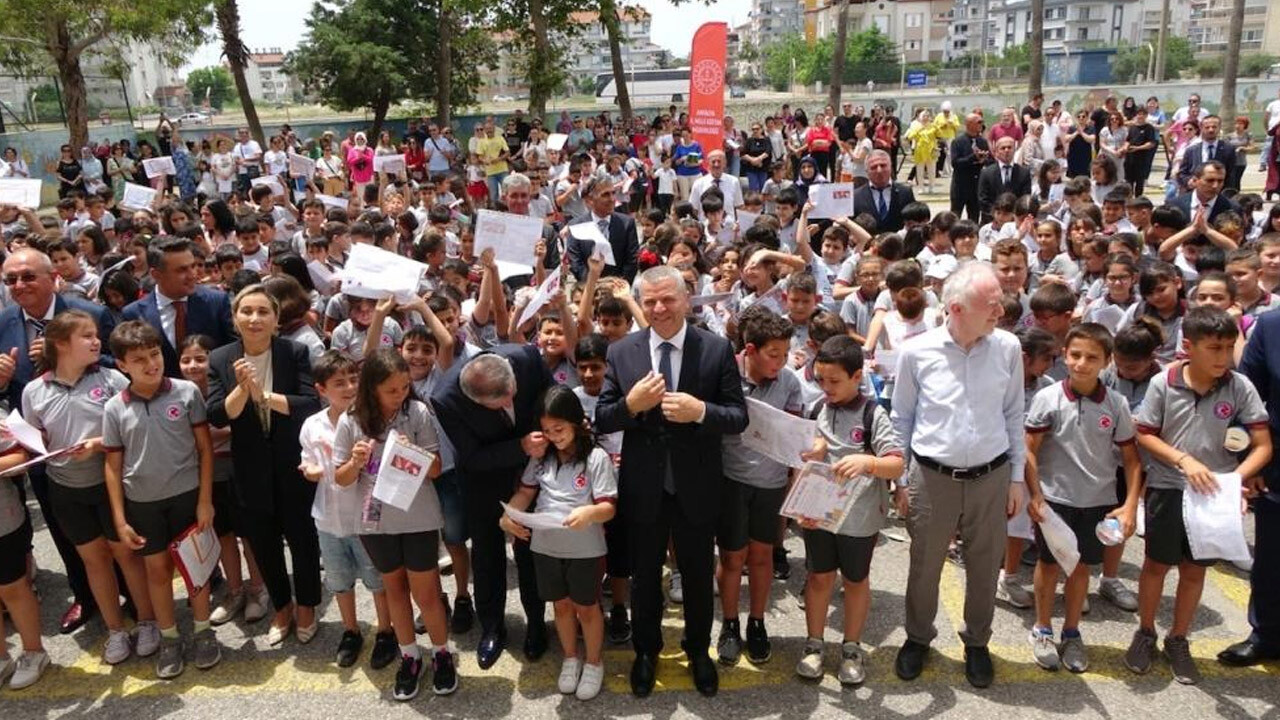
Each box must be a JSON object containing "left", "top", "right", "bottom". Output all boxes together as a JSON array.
[{"left": 1175, "top": 453, "right": 1189, "bottom": 468}]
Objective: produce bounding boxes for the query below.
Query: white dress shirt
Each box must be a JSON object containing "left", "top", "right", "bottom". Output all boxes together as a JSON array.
[
  {"left": 890, "top": 325, "right": 1026, "bottom": 483},
  {"left": 689, "top": 172, "right": 743, "bottom": 221},
  {"left": 154, "top": 288, "right": 182, "bottom": 347},
  {"left": 647, "top": 322, "right": 707, "bottom": 424},
  {"left": 22, "top": 300, "right": 56, "bottom": 346}
]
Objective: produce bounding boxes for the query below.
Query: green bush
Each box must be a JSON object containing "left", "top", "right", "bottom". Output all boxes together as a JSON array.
[
  {"left": 1241, "top": 54, "right": 1278, "bottom": 78},
  {"left": 1194, "top": 58, "right": 1223, "bottom": 79}
]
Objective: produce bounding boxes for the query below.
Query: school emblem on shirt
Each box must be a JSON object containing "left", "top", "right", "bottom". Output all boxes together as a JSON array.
[
  {"left": 850, "top": 427, "right": 865, "bottom": 444},
  {"left": 88, "top": 386, "right": 107, "bottom": 403},
  {"left": 165, "top": 404, "right": 183, "bottom": 421},
  {"left": 380, "top": 333, "right": 393, "bottom": 347},
  {"left": 573, "top": 473, "right": 588, "bottom": 490},
  {"left": 1098, "top": 415, "right": 1113, "bottom": 430},
  {"left": 555, "top": 369, "right": 568, "bottom": 383},
  {"left": 1214, "top": 401, "right": 1234, "bottom": 420}
]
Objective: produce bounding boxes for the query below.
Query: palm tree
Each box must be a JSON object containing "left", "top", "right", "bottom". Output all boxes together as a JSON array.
[
  {"left": 215, "top": 0, "right": 264, "bottom": 145},
  {"left": 1153, "top": 0, "right": 1170, "bottom": 82},
  {"left": 1028, "top": 0, "right": 1043, "bottom": 98},
  {"left": 828, "top": 0, "right": 851, "bottom": 109},
  {"left": 600, "top": 0, "right": 632, "bottom": 122},
  {"left": 1219, "top": 0, "right": 1246, "bottom": 122},
  {"left": 435, "top": 0, "right": 453, "bottom": 126}
]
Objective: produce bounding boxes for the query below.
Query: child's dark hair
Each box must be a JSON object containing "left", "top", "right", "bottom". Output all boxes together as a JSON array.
[
  {"left": 787, "top": 271, "right": 818, "bottom": 297},
  {"left": 109, "top": 319, "right": 163, "bottom": 359},
  {"left": 901, "top": 202, "right": 931, "bottom": 225},
  {"left": 402, "top": 325, "right": 438, "bottom": 351},
  {"left": 353, "top": 349, "right": 412, "bottom": 439},
  {"left": 992, "top": 193, "right": 1017, "bottom": 215},
  {"left": 1030, "top": 282, "right": 1075, "bottom": 314},
  {"left": 814, "top": 335, "right": 864, "bottom": 376},
  {"left": 949, "top": 219, "right": 978, "bottom": 242},
  {"left": 99, "top": 268, "right": 141, "bottom": 307},
  {"left": 1195, "top": 270, "right": 1237, "bottom": 301},
  {"left": 700, "top": 193, "right": 724, "bottom": 216},
  {"left": 1014, "top": 325, "right": 1057, "bottom": 359},
  {"left": 179, "top": 334, "right": 216, "bottom": 356},
  {"left": 1114, "top": 316, "right": 1163, "bottom": 358},
  {"left": 538, "top": 385, "right": 594, "bottom": 464},
  {"left": 808, "top": 310, "right": 847, "bottom": 345},
  {"left": 1138, "top": 261, "right": 1184, "bottom": 312},
  {"left": 1195, "top": 245, "right": 1226, "bottom": 274},
  {"left": 1064, "top": 323, "right": 1114, "bottom": 357},
  {"left": 575, "top": 333, "right": 609, "bottom": 363},
  {"left": 235, "top": 217, "right": 259, "bottom": 238},
  {"left": 40, "top": 309, "right": 97, "bottom": 372},
  {"left": 737, "top": 305, "right": 794, "bottom": 353},
  {"left": 1181, "top": 305, "right": 1238, "bottom": 342},
  {"left": 884, "top": 260, "right": 924, "bottom": 292},
  {"left": 313, "top": 349, "right": 358, "bottom": 386}
]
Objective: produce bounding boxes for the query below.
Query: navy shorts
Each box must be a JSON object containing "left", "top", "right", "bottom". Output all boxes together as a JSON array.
[{"left": 125, "top": 488, "right": 198, "bottom": 556}]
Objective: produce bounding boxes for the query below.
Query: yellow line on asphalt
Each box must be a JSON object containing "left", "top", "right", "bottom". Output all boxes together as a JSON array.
[{"left": 1206, "top": 565, "right": 1252, "bottom": 612}]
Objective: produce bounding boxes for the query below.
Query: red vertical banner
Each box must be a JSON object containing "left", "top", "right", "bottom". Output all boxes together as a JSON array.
[{"left": 688, "top": 22, "right": 728, "bottom": 164}]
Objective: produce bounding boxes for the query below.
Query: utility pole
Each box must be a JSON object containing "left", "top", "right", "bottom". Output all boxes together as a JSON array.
[{"left": 1154, "top": 0, "right": 1170, "bottom": 82}]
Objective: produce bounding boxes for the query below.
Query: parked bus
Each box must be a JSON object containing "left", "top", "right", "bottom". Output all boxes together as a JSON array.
[{"left": 595, "top": 69, "right": 690, "bottom": 105}]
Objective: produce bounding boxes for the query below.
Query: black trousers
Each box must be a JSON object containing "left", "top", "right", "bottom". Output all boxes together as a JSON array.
[
  {"left": 239, "top": 486, "right": 322, "bottom": 610},
  {"left": 27, "top": 466, "right": 92, "bottom": 607},
  {"left": 951, "top": 181, "right": 980, "bottom": 222},
  {"left": 630, "top": 491, "right": 716, "bottom": 656},
  {"left": 467, "top": 476, "right": 544, "bottom": 635},
  {"left": 1249, "top": 495, "right": 1280, "bottom": 649}
]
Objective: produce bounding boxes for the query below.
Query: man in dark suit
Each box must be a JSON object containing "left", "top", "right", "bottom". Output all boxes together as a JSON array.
[
  {"left": 566, "top": 174, "right": 639, "bottom": 283},
  {"left": 853, "top": 150, "right": 917, "bottom": 233},
  {"left": 1169, "top": 161, "right": 1241, "bottom": 226},
  {"left": 595, "top": 265, "right": 749, "bottom": 697},
  {"left": 431, "top": 345, "right": 554, "bottom": 669},
  {"left": 0, "top": 248, "right": 116, "bottom": 633},
  {"left": 949, "top": 114, "right": 991, "bottom": 221},
  {"left": 977, "top": 136, "right": 1033, "bottom": 225},
  {"left": 1223, "top": 310, "right": 1280, "bottom": 666},
  {"left": 122, "top": 237, "right": 234, "bottom": 377},
  {"left": 1177, "top": 115, "right": 1236, "bottom": 193}
]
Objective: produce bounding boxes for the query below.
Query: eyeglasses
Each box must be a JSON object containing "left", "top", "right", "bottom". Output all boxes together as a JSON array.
[
  {"left": 2, "top": 272, "right": 43, "bottom": 286},
  {"left": 1105, "top": 274, "right": 1133, "bottom": 282}
]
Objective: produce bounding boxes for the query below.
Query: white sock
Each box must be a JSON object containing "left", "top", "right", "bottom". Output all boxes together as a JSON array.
[
  {"left": 399, "top": 643, "right": 421, "bottom": 660},
  {"left": 1102, "top": 575, "right": 1119, "bottom": 583},
  {"left": 999, "top": 569, "right": 1011, "bottom": 582}
]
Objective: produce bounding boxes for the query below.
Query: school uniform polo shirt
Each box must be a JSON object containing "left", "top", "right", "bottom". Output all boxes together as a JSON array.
[
  {"left": 330, "top": 317, "right": 404, "bottom": 363},
  {"left": 816, "top": 396, "right": 902, "bottom": 538},
  {"left": 839, "top": 288, "right": 879, "bottom": 339},
  {"left": 0, "top": 438, "right": 25, "bottom": 536},
  {"left": 332, "top": 400, "right": 443, "bottom": 535},
  {"left": 723, "top": 364, "right": 804, "bottom": 489},
  {"left": 22, "top": 366, "right": 129, "bottom": 488},
  {"left": 1242, "top": 292, "right": 1280, "bottom": 319},
  {"left": 574, "top": 388, "right": 622, "bottom": 456},
  {"left": 1026, "top": 381, "right": 1136, "bottom": 508},
  {"left": 102, "top": 378, "right": 207, "bottom": 502},
  {"left": 1134, "top": 364, "right": 1269, "bottom": 490},
  {"left": 519, "top": 447, "right": 617, "bottom": 559}
]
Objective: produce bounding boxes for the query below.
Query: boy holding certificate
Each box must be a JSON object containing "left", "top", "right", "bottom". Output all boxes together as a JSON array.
[
  {"left": 1126, "top": 307, "right": 1271, "bottom": 685},
  {"left": 796, "top": 336, "right": 903, "bottom": 686},
  {"left": 715, "top": 306, "right": 803, "bottom": 667}
]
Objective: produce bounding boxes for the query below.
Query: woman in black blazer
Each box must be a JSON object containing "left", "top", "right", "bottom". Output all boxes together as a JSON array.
[{"left": 207, "top": 285, "right": 322, "bottom": 645}]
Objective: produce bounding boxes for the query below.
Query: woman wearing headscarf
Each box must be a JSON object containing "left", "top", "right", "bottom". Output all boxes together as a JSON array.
[
  {"left": 791, "top": 155, "right": 826, "bottom": 205},
  {"left": 346, "top": 132, "right": 375, "bottom": 197},
  {"left": 1016, "top": 120, "right": 1047, "bottom": 172}
]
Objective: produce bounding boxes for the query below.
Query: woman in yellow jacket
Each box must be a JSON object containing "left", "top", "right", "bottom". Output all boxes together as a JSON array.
[
  {"left": 904, "top": 108, "right": 939, "bottom": 194},
  {"left": 931, "top": 101, "right": 961, "bottom": 177}
]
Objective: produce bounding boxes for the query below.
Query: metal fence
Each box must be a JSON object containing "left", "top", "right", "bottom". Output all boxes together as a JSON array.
[{"left": 0, "top": 73, "right": 143, "bottom": 134}]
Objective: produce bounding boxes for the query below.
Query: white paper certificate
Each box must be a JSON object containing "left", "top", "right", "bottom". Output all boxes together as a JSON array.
[
  {"left": 517, "top": 270, "right": 561, "bottom": 329},
  {"left": 142, "top": 156, "right": 176, "bottom": 178},
  {"left": 0, "top": 178, "right": 42, "bottom": 209},
  {"left": 568, "top": 222, "right": 616, "bottom": 265},
  {"left": 120, "top": 182, "right": 158, "bottom": 210},
  {"left": 474, "top": 209, "right": 543, "bottom": 268},
  {"left": 373, "top": 153, "right": 406, "bottom": 175},
  {"left": 1183, "top": 473, "right": 1252, "bottom": 562},
  {"left": 372, "top": 429, "right": 436, "bottom": 511},
  {"left": 288, "top": 153, "right": 316, "bottom": 178},
  {"left": 780, "top": 462, "right": 860, "bottom": 532},
  {"left": 807, "top": 182, "right": 856, "bottom": 220},
  {"left": 744, "top": 398, "right": 815, "bottom": 469},
  {"left": 501, "top": 502, "right": 568, "bottom": 531}
]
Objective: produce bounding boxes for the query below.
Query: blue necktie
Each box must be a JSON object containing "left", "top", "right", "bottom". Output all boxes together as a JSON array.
[
  {"left": 658, "top": 342, "right": 675, "bottom": 392},
  {"left": 876, "top": 190, "right": 887, "bottom": 221}
]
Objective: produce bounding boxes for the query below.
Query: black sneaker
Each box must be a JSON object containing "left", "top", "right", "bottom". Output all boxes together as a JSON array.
[
  {"left": 450, "top": 596, "right": 474, "bottom": 635},
  {"left": 772, "top": 548, "right": 791, "bottom": 580},
  {"left": 336, "top": 630, "right": 364, "bottom": 668},
  {"left": 432, "top": 648, "right": 459, "bottom": 695},
  {"left": 745, "top": 616, "right": 772, "bottom": 664},
  {"left": 393, "top": 654, "right": 423, "bottom": 701},
  {"left": 609, "top": 605, "right": 632, "bottom": 645},
  {"left": 370, "top": 630, "right": 398, "bottom": 670},
  {"left": 717, "top": 619, "right": 743, "bottom": 666}
]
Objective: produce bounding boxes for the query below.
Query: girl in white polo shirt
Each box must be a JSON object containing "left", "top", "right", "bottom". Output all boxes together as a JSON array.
[{"left": 501, "top": 386, "right": 617, "bottom": 701}]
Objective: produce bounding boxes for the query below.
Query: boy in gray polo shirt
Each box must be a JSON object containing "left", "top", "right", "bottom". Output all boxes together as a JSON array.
[
  {"left": 1127, "top": 307, "right": 1272, "bottom": 684},
  {"left": 102, "top": 321, "right": 220, "bottom": 680},
  {"left": 795, "top": 336, "right": 904, "bottom": 687},
  {"left": 1025, "top": 324, "right": 1142, "bottom": 673},
  {"left": 716, "top": 306, "right": 803, "bottom": 667}
]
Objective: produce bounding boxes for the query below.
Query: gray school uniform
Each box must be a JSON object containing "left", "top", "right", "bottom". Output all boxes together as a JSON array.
[
  {"left": 0, "top": 439, "right": 26, "bottom": 536},
  {"left": 519, "top": 447, "right": 617, "bottom": 559},
  {"left": 1242, "top": 292, "right": 1280, "bottom": 319},
  {"left": 573, "top": 388, "right": 622, "bottom": 456},
  {"left": 332, "top": 400, "right": 443, "bottom": 535},
  {"left": 1134, "top": 365, "right": 1269, "bottom": 490},
  {"left": 1101, "top": 365, "right": 1156, "bottom": 414},
  {"left": 839, "top": 289, "right": 878, "bottom": 339},
  {"left": 22, "top": 366, "right": 129, "bottom": 488},
  {"left": 1025, "top": 375, "right": 1053, "bottom": 413},
  {"left": 1118, "top": 302, "right": 1183, "bottom": 365},
  {"left": 330, "top": 317, "right": 404, "bottom": 362},
  {"left": 723, "top": 366, "right": 804, "bottom": 490},
  {"left": 815, "top": 397, "right": 903, "bottom": 538},
  {"left": 1025, "top": 381, "right": 1136, "bottom": 508},
  {"left": 548, "top": 357, "right": 579, "bottom": 389},
  {"left": 101, "top": 379, "right": 206, "bottom": 502}
]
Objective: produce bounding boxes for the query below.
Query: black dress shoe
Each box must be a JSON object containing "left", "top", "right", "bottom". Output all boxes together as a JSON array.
[
  {"left": 689, "top": 652, "right": 719, "bottom": 697},
  {"left": 630, "top": 653, "right": 657, "bottom": 697},
  {"left": 59, "top": 602, "right": 95, "bottom": 635},
  {"left": 523, "top": 620, "right": 548, "bottom": 661},
  {"left": 964, "top": 645, "right": 994, "bottom": 688},
  {"left": 895, "top": 639, "right": 929, "bottom": 680},
  {"left": 476, "top": 631, "right": 506, "bottom": 670},
  {"left": 1218, "top": 639, "right": 1280, "bottom": 667}
]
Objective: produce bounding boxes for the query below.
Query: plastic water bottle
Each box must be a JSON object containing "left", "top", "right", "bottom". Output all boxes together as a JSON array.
[{"left": 1095, "top": 517, "right": 1124, "bottom": 546}]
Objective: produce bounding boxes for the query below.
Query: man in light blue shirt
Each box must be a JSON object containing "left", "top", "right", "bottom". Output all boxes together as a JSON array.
[{"left": 890, "top": 261, "right": 1026, "bottom": 689}]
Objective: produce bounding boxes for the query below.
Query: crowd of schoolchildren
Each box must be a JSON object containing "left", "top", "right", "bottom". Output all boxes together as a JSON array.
[{"left": 0, "top": 97, "right": 1276, "bottom": 702}]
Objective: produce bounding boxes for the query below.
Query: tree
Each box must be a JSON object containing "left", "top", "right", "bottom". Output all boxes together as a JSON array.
[
  {"left": 186, "top": 66, "right": 234, "bottom": 110},
  {"left": 828, "top": 0, "right": 851, "bottom": 109},
  {"left": 0, "top": 0, "right": 208, "bottom": 149},
  {"left": 1154, "top": 0, "right": 1170, "bottom": 82},
  {"left": 1219, "top": 0, "right": 1246, "bottom": 122},
  {"left": 1112, "top": 38, "right": 1193, "bottom": 83},
  {"left": 1028, "top": 0, "right": 1043, "bottom": 98},
  {"left": 761, "top": 35, "right": 808, "bottom": 91},
  {"left": 215, "top": 0, "right": 264, "bottom": 145},
  {"left": 492, "top": 0, "right": 581, "bottom": 119},
  {"left": 599, "top": 0, "right": 632, "bottom": 122}
]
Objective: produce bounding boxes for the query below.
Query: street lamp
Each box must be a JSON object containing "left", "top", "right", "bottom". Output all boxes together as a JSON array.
[{"left": 1145, "top": 42, "right": 1155, "bottom": 83}]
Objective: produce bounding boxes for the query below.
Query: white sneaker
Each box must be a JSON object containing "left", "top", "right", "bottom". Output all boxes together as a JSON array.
[
  {"left": 210, "top": 587, "right": 245, "bottom": 626},
  {"left": 668, "top": 570, "right": 684, "bottom": 604},
  {"left": 558, "top": 657, "right": 582, "bottom": 694},
  {"left": 795, "top": 638, "right": 824, "bottom": 679},
  {"left": 244, "top": 587, "right": 270, "bottom": 623},
  {"left": 134, "top": 620, "right": 162, "bottom": 658},
  {"left": 997, "top": 572, "right": 1034, "bottom": 609},
  {"left": 9, "top": 651, "right": 50, "bottom": 690},
  {"left": 0, "top": 655, "right": 14, "bottom": 686},
  {"left": 838, "top": 641, "right": 866, "bottom": 686},
  {"left": 104, "top": 629, "right": 133, "bottom": 665},
  {"left": 576, "top": 662, "right": 605, "bottom": 700}
]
